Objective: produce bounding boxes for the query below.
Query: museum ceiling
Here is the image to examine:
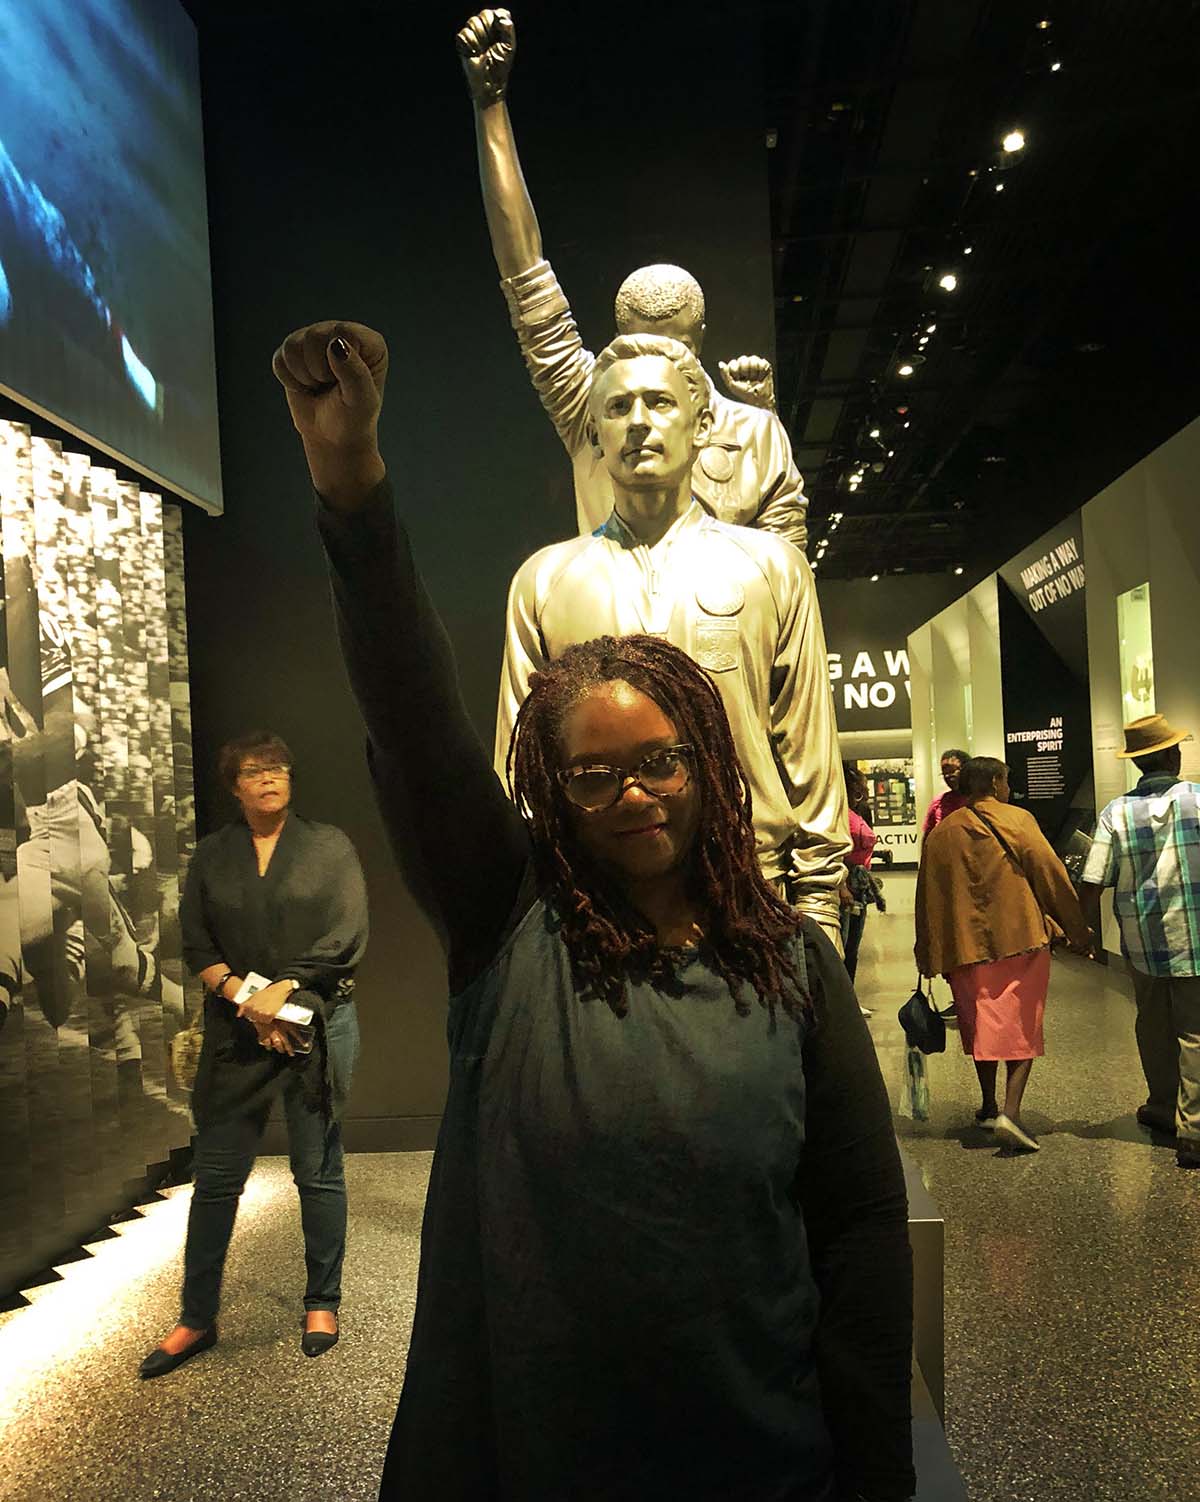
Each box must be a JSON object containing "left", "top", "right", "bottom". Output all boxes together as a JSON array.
[
  {"left": 185, "top": 0, "right": 1198, "bottom": 584},
  {"left": 763, "top": 0, "right": 1200, "bottom": 580}
]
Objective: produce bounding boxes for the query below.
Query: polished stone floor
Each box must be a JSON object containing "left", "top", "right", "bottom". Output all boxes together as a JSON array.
[
  {"left": 862, "top": 871, "right": 1200, "bottom": 1502},
  {"left": 0, "top": 871, "right": 1197, "bottom": 1500}
]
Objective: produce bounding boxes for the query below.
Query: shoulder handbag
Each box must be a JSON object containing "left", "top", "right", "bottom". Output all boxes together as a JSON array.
[{"left": 898, "top": 973, "right": 946, "bottom": 1054}]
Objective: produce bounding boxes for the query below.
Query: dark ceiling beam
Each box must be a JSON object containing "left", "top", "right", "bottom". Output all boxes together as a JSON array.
[
  {"left": 776, "top": 218, "right": 1043, "bottom": 243},
  {"left": 783, "top": 0, "right": 989, "bottom": 454}
]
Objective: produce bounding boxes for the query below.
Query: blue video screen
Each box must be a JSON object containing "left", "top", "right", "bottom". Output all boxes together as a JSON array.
[{"left": 0, "top": 0, "right": 222, "bottom": 511}]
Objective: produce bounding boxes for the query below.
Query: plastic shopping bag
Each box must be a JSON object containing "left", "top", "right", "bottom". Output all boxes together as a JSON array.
[{"left": 899, "top": 1044, "right": 930, "bottom": 1122}]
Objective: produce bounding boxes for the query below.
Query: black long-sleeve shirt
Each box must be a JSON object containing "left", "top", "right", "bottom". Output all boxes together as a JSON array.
[
  {"left": 180, "top": 812, "right": 368, "bottom": 1124},
  {"left": 319, "top": 483, "right": 915, "bottom": 1502}
]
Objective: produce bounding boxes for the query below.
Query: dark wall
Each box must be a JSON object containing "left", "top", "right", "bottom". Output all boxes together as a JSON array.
[{"left": 184, "top": 0, "right": 776, "bottom": 1145}]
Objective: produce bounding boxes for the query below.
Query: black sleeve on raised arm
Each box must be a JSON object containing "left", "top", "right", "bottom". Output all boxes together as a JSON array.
[
  {"left": 317, "top": 482, "right": 528, "bottom": 991},
  {"left": 796, "top": 925, "right": 916, "bottom": 1502}
]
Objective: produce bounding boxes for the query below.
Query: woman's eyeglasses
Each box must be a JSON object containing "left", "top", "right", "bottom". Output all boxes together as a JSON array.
[
  {"left": 557, "top": 745, "right": 693, "bottom": 813},
  {"left": 239, "top": 763, "right": 291, "bottom": 782}
]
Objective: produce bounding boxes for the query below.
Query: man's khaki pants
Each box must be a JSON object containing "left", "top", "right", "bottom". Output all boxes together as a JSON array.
[{"left": 1128, "top": 966, "right": 1200, "bottom": 1142}]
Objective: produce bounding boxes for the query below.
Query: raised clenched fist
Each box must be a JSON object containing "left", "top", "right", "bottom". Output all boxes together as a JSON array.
[
  {"left": 455, "top": 9, "right": 516, "bottom": 107},
  {"left": 718, "top": 355, "right": 777, "bottom": 412},
  {"left": 271, "top": 320, "right": 388, "bottom": 454}
]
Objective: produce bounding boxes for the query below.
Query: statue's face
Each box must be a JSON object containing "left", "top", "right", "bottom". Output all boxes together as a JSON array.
[
  {"left": 619, "top": 309, "right": 703, "bottom": 355},
  {"left": 590, "top": 355, "right": 705, "bottom": 489}
]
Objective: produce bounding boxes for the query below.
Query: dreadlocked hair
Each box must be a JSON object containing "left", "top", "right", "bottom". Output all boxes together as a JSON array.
[{"left": 507, "top": 634, "right": 810, "bottom": 1023}]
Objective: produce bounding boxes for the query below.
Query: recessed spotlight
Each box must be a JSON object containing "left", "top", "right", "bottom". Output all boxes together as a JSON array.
[
  {"left": 1050, "top": 60, "right": 1062, "bottom": 71},
  {"left": 887, "top": 450, "right": 895, "bottom": 458},
  {"left": 1036, "top": 18, "right": 1052, "bottom": 30},
  {"left": 869, "top": 428, "right": 881, "bottom": 439},
  {"left": 870, "top": 573, "right": 880, "bottom": 582},
  {"left": 954, "top": 566, "right": 964, "bottom": 576},
  {"left": 1002, "top": 130, "right": 1026, "bottom": 154},
  {"left": 898, "top": 362, "right": 915, "bottom": 377},
  {"left": 918, "top": 336, "right": 929, "bottom": 347},
  {"left": 937, "top": 272, "right": 958, "bottom": 292},
  {"left": 995, "top": 182, "right": 1005, "bottom": 193},
  {"left": 925, "top": 323, "right": 936, "bottom": 334},
  {"left": 963, "top": 245, "right": 973, "bottom": 256},
  {"left": 903, "top": 421, "right": 911, "bottom": 428}
]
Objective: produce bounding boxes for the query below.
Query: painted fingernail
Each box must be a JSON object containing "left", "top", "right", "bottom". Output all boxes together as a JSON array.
[{"left": 330, "top": 337, "right": 350, "bottom": 362}]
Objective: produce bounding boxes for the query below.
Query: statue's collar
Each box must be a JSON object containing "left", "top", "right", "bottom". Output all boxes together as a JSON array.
[{"left": 598, "top": 498, "right": 706, "bottom": 550}]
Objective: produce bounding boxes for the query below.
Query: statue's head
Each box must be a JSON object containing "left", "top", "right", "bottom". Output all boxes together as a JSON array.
[
  {"left": 614, "top": 264, "right": 706, "bottom": 356},
  {"left": 586, "top": 334, "right": 713, "bottom": 491}
]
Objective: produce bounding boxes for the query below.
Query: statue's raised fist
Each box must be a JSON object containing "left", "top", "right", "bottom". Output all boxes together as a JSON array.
[
  {"left": 719, "top": 355, "right": 777, "bottom": 413},
  {"left": 456, "top": 8, "right": 516, "bottom": 106}
]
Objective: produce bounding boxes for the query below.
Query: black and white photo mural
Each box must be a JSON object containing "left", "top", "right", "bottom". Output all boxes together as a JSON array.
[{"left": 0, "top": 417, "right": 197, "bottom": 1297}]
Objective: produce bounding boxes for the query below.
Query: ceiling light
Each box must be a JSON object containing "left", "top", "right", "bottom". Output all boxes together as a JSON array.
[
  {"left": 918, "top": 336, "right": 929, "bottom": 347},
  {"left": 1036, "top": 18, "right": 1052, "bottom": 29},
  {"left": 887, "top": 449, "right": 895, "bottom": 458},
  {"left": 954, "top": 566, "right": 964, "bottom": 575},
  {"left": 869, "top": 428, "right": 881, "bottom": 439},
  {"left": 870, "top": 573, "right": 880, "bottom": 583},
  {"left": 925, "top": 323, "right": 936, "bottom": 334},
  {"left": 903, "top": 421, "right": 910, "bottom": 428},
  {"left": 1050, "top": 60, "right": 1062, "bottom": 71},
  {"left": 937, "top": 272, "right": 958, "bottom": 292},
  {"left": 963, "top": 245, "right": 973, "bottom": 255},
  {"left": 994, "top": 182, "right": 1005, "bottom": 193},
  {"left": 1002, "top": 130, "right": 1026, "bottom": 154},
  {"left": 897, "top": 362, "right": 915, "bottom": 377}
]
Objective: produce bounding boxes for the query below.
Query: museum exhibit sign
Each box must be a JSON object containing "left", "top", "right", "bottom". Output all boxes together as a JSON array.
[{"left": 996, "top": 511, "right": 1093, "bottom": 850}]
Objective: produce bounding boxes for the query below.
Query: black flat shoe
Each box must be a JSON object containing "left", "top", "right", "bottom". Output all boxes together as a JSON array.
[
  {"left": 138, "top": 1325, "right": 217, "bottom": 1379},
  {"left": 301, "top": 1319, "right": 339, "bottom": 1358}
]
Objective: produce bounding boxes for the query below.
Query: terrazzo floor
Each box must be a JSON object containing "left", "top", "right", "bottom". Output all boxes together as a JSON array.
[
  {"left": 0, "top": 870, "right": 1196, "bottom": 1501},
  {"left": 863, "top": 872, "right": 1200, "bottom": 1502}
]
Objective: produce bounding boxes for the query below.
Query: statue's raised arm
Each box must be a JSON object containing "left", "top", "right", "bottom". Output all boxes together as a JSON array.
[
  {"left": 456, "top": 9, "right": 540, "bottom": 280},
  {"left": 456, "top": 9, "right": 807, "bottom": 549}
]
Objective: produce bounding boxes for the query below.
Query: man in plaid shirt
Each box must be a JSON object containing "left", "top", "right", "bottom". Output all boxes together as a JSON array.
[{"left": 1080, "top": 714, "right": 1200, "bottom": 1169}]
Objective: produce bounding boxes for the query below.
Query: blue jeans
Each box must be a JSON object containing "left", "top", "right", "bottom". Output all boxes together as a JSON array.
[
  {"left": 840, "top": 904, "right": 867, "bottom": 983},
  {"left": 180, "top": 1001, "right": 359, "bottom": 1328}
]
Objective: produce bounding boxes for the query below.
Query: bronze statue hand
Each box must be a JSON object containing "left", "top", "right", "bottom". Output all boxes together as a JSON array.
[
  {"left": 456, "top": 8, "right": 516, "bottom": 107},
  {"left": 718, "top": 355, "right": 777, "bottom": 412},
  {"left": 272, "top": 320, "right": 388, "bottom": 508}
]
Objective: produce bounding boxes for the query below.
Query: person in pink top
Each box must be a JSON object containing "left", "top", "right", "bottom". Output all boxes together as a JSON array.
[
  {"left": 921, "top": 748, "right": 969, "bottom": 837},
  {"left": 840, "top": 768, "right": 880, "bottom": 984}
]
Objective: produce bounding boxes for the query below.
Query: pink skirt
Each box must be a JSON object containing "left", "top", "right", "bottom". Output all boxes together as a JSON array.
[{"left": 948, "top": 948, "right": 1051, "bottom": 1061}]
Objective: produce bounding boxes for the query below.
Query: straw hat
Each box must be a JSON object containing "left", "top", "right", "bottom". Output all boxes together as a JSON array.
[{"left": 1116, "top": 714, "right": 1190, "bottom": 759}]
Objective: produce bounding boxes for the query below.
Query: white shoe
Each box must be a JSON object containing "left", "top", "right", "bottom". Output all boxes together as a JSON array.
[{"left": 995, "top": 1114, "right": 1039, "bottom": 1152}]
